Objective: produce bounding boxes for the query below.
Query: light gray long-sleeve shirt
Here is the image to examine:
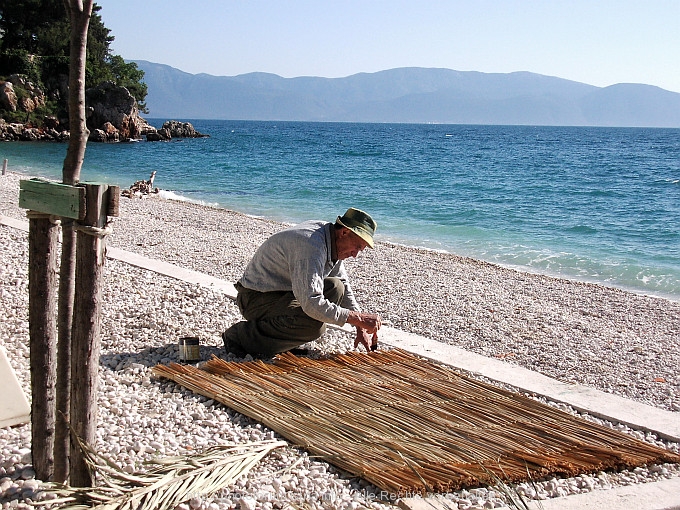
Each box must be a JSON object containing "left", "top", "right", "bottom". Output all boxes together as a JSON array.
[{"left": 238, "top": 221, "right": 361, "bottom": 325}]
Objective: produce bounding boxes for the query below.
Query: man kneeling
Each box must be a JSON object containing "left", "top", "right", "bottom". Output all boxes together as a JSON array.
[{"left": 222, "top": 208, "right": 382, "bottom": 358}]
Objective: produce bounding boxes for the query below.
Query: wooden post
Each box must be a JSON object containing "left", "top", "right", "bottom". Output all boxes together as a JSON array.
[
  {"left": 61, "top": 0, "right": 94, "bottom": 481},
  {"left": 54, "top": 218, "right": 76, "bottom": 483},
  {"left": 69, "top": 183, "right": 111, "bottom": 487},
  {"left": 27, "top": 213, "right": 60, "bottom": 481},
  {"left": 2, "top": 159, "right": 7, "bottom": 175}
]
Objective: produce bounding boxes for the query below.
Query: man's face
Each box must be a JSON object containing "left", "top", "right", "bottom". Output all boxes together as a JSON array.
[{"left": 335, "top": 227, "right": 370, "bottom": 260}]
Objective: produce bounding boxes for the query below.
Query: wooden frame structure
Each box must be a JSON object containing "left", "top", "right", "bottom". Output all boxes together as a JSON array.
[{"left": 19, "top": 178, "right": 119, "bottom": 483}]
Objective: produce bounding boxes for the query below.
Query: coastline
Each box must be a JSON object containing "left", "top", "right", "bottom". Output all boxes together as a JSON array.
[
  {"left": 2, "top": 171, "right": 679, "bottom": 412},
  {"left": 161, "top": 189, "right": 680, "bottom": 305},
  {"left": 2, "top": 170, "right": 680, "bottom": 508}
]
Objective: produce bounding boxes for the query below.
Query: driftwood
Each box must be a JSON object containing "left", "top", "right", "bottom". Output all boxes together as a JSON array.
[{"left": 121, "top": 171, "right": 158, "bottom": 198}]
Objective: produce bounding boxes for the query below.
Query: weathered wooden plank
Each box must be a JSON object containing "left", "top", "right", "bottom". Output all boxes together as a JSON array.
[
  {"left": 19, "top": 179, "right": 85, "bottom": 220},
  {"left": 78, "top": 181, "right": 120, "bottom": 218}
]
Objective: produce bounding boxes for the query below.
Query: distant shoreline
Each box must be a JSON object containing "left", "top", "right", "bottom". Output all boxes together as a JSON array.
[{"left": 135, "top": 62, "right": 680, "bottom": 128}]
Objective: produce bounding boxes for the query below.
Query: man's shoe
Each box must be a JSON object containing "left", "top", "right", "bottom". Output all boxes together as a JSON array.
[
  {"left": 222, "top": 328, "right": 247, "bottom": 358},
  {"left": 289, "top": 347, "right": 310, "bottom": 356}
]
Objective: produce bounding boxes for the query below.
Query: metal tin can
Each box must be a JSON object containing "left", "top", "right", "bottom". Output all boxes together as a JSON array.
[{"left": 178, "top": 337, "right": 201, "bottom": 362}]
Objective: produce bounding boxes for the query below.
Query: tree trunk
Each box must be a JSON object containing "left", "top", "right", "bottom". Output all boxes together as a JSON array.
[
  {"left": 69, "top": 184, "right": 108, "bottom": 487},
  {"left": 53, "top": 220, "right": 76, "bottom": 483},
  {"left": 28, "top": 216, "right": 60, "bottom": 481},
  {"left": 61, "top": 0, "right": 94, "bottom": 486},
  {"left": 62, "top": 0, "right": 92, "bottom": 184}
]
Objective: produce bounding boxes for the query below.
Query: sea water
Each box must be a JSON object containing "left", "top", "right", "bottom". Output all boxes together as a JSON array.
[{"left": 2, "top": 121, "right": 679, "bottom": 301}]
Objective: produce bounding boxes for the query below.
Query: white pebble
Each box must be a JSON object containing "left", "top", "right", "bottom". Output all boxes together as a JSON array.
[{"left": 239, "top": 497, "right": 257, "bottom": 510}]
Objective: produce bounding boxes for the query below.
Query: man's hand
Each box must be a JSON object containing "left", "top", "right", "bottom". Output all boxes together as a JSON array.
[
  {"left": 347, "top": 311, "right": 381, "bottom": 351},
  {"left": 354, "top": 328, "right": 379, "bottom": 351},
  {"left": 346, "top": 311, "right": 381, "bottom": 334}
]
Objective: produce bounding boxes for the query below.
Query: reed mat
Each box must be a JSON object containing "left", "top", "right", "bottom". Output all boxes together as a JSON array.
[{"left": 151, "top": 349, "right": 679, "bottom": 494}]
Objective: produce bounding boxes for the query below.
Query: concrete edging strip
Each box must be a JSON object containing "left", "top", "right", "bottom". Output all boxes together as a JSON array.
[
  {"left": 399, "top": 475, "right": 680, "bottom": 510},
  {"left": 0, "top": 215, "right": 237, "bottom": 297}
]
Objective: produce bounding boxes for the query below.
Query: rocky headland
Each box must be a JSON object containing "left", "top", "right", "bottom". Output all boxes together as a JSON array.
[{"left": 0, "top": 75, "right": 206, "bottom": 143}]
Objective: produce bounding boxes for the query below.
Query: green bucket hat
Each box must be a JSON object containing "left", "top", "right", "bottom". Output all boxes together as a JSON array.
[{"left": 336, "top": 208, "right": 377, "bottom": 248}]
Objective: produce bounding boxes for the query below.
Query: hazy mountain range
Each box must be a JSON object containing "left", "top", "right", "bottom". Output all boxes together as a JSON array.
[{"left": 134, "top": 60, "right": 680, "bottom": 127}]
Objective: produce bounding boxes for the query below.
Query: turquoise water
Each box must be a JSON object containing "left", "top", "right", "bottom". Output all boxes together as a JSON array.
[{"left": 2, "top": 121, "right": 679, "bottom": 301}]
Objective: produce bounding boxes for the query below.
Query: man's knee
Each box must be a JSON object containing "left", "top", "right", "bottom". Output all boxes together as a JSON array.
[{"left": 324, "top": 277, "right": 345, "bottom": 304}]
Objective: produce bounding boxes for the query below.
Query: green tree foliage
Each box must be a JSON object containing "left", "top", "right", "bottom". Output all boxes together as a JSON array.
[
  {"left": 107, "top": 55, "right": 148, "bottom": 112},
  {"left": 0, "top": 0, "right": 67, "bottom": 54},
  {"left": 0, "top": 0, "right": 147, "bottom": 115}
]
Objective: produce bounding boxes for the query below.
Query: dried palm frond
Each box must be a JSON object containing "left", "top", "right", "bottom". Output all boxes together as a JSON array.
[
  {"left": 35, "top": 434, "right": 287, "bottom": 510},
  {"left": 475, "top": 460, "right": 544, "bottom": 510}
]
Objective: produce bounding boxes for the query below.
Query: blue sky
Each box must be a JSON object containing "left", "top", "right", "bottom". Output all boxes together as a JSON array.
[{"left": 96, "top": 0, "right": 680, "bottom": 93}]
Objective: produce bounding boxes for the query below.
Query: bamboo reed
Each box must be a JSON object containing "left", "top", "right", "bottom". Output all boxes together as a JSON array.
[{"left": 150, "top": 349, "right": 680, "bottom": 494}]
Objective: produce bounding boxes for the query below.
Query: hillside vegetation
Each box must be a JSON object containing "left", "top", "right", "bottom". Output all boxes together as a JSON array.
[{"left": 0, "top": 0, "right": 146, "bottom": 128}]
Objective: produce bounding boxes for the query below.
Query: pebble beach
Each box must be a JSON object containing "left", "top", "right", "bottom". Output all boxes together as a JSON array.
[{"left": 1, "top": 171, "right": 679, "bottom": 509}]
